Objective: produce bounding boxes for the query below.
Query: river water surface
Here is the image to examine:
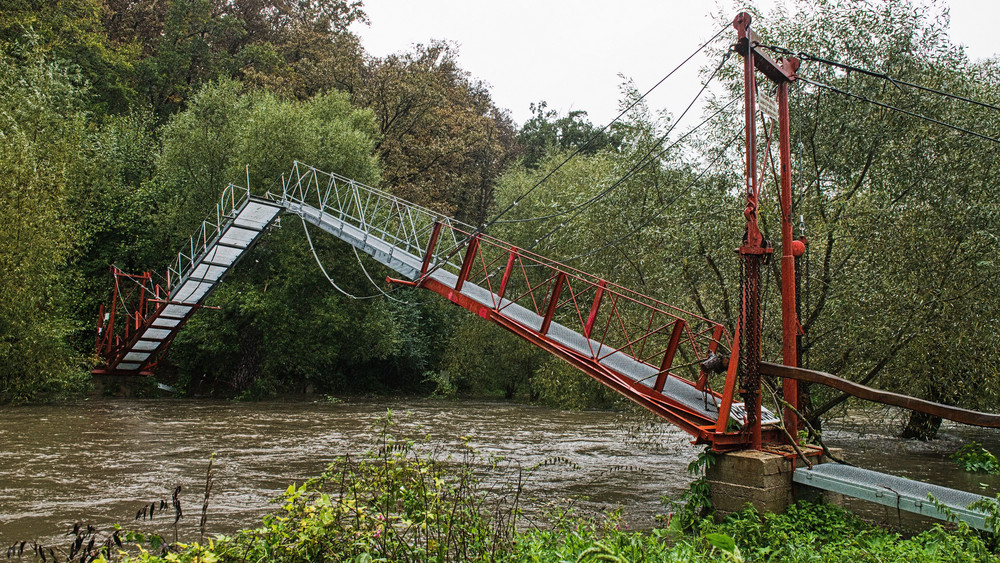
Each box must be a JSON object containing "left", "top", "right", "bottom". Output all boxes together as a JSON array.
[{"left": 2, "top": 398, "right": 999, "bottom": 547}]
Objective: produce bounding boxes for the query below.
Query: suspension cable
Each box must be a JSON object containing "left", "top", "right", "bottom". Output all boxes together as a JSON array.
[
  {"left": 527, "top": 92, "right": 739, "bottom": 252},
  {"left": 485, "top": 24, "right": 731, "bottom": 229},
  {"left": 300, "top": 216, "right": 381, "bottom": 301},
  {"left": 498, "top": 49, "right": 734, "bottom": 227},
  {"left": 761, "top": 44, "right": 1000, "bottom": 113},
  {"left": 798, "top": 76, "right": 1000, "bottom": 145},
  {"left": 550, "top": 128, "right": 744, "bottom": 265},
  {"left": 351, "top": 245, "right": 410, "bottom": 304}
]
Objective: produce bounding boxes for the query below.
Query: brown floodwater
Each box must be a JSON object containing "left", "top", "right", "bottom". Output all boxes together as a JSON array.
[
  {"left": 0, "top": 398, "right": 697, "bottom": 548},
  {"left": 1, "top": 398, "right": 998, "bottom": 549}
]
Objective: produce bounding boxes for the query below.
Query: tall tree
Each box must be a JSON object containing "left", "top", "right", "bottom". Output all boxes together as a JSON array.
[
  {"left": 0, "top": 50, "right": 94, "bottom": 401},
  {"left": 517, "top": 101, "right": 621, "bottom": 169},
  {"left": 347, "top": 41, "right": 518, "bottom": 225}
]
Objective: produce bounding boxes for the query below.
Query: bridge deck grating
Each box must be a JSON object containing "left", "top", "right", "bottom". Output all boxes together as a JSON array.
[
  {"left": 793, "top": 463, "right": 995, "bottom": 530},
  {"left": 292, "top": 199, "right": 777, "bottom": 427}
]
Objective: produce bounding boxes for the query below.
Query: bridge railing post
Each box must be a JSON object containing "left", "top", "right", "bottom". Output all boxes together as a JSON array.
[
  {"left": 454, "top": 235, "right": 480, "bottom": 292},
  {"left": 654, "top": 319, "right": 686, "bottom": 393},
  {"left": 420, "top": 222, "right": 443, "bottom": 276},
  {"left": 496, "top": 247, "right": 517, "bottom": 305},
  {"left": 583, "top": 280, "right": 606, "bottom": 340},
  {"left": 540, "top": 272, "right": 566, "bottom": 335},
  {"left": 715, "top": 322, "right": 742, "bottom": 434}
]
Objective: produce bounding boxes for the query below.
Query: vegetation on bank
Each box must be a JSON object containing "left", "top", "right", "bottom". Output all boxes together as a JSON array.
[
  {"left": 1, "top": 0, "right": 998, "bottom": 440},
  {"left": 23, "top": 414, "right": 995, "bottom": 563}
]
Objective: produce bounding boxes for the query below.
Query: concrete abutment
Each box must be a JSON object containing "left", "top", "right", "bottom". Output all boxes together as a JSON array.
[{"left": 706, "top": 449, "right": 838, "bottom": 517}]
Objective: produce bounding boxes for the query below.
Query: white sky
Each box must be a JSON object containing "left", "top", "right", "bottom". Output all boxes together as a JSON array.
[{"left": 351, "top": 1, "right": 999, "bottom": 128}]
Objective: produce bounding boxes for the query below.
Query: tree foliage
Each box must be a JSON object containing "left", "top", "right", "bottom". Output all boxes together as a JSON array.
[
  {"left": 0, "top": 49, "right": 93, "bottom": 401},
  {"left": 517, "top": 101, "right": 622, "bottom": 169}
]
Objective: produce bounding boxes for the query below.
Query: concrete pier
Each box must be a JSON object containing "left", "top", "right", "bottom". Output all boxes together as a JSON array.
[{"left": 706, "top": 449, "right": 827, "bottom": 516}]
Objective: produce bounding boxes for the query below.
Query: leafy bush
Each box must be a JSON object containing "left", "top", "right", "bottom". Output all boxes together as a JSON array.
[
  {"left": 951, "top": 442, "right": 1000, "bottom": 474},
  {"left": 114, "top": 411, "right": 522, "bottom": 562},
  {"left": 90, "top": 423, "right": 997, "bottom": 563}
]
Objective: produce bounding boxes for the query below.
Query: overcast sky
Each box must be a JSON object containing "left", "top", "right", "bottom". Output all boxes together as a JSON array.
[{"left": 350, "top": 1, "right": 999, "bottom": 128}]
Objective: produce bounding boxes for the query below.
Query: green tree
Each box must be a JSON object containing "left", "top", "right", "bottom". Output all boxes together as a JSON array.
[
  {"left": 347, "top": 41, "right": 518, "bottom": 225},
  {"left": 0, "top": 0, "right": 140, "bottom": 113},
  {"left": 0, "top": 50, "right": 94, "bottom": 401},
  {"left": 149, "top": 80, "right": 459, "bottom": 395},
  {"left": 517, "top": 101, "right": 621, "bottom": 169}
]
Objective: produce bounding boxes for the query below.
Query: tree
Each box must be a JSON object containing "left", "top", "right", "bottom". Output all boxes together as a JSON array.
[
  {"left": 149, "top": 80, "right": 461, "bottom": 395},
  {"left": 0, "top": 0, "right": 139, "bottom": 113},
  {"left": 346, "top": 41, "right": 518, "bottom": 226},
  {"left": 517, "top": 101, "right": 621, "bottom": 169},
  {"left": 100, "top": 0, "right": 368, "bottom": 114},
  {"left": 0, "top": 50, "right": 94, "bottom": 401}
]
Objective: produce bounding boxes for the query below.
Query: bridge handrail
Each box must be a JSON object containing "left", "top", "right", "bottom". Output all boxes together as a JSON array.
[
  {"left": 272, "top": 161, "right": 731, "bottom": 373},
  {"left": 434, "top": 225, "right": 732, "bottom": 370},
  {"left": 166, "top": 182, "right": 251, "bottom": 296},
  {"left": 271, "top": 161, "right": 473, "bottom": 272}
]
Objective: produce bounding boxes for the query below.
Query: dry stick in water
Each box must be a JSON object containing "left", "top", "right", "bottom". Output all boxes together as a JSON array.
[
  {"left": 172, "top": 485, "right": 183, "bottom": 544},
  {"left": 200, "top": 454, "right": 215, "bottom": 543}
]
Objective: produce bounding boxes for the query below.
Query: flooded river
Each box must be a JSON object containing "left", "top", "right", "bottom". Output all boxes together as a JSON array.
[{"left": 1, "top": 398, "right": 999, "bottom": 547}]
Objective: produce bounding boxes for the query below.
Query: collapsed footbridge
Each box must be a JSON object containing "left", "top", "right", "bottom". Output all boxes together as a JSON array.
[
  {"left": 94, "top": 161, "right": 780, "bottom": 448},
  {"left": 92, "top": 161, "right": 1000, "bottom": 530}
]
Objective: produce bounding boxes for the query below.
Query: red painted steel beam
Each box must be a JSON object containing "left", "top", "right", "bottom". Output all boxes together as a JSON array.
[
  {"left": 734, "top": 11, "right": 803, "bottom": 442},
  {"left": 540, "top": 272, "right": 566, "bottom": 335},
  {"left": 584, "top": 280, "right": 606, "bottom": 338},
  {"left": 497, "top": 247, "right": 517, "bottom": 302},
  {"left": 420, "top": 221, "right": 443, "bottom": 276},
  {"left": 454, "top": 236, "right": 480, "bottom": 293},
  {"left": 418, "top": 275, "right": 765, "bottom": 450},
  {"left": 715, "top": 322, "right": 741, "bottom": 434},
  {"left": 777, "top": 74, "right": 801, "bottom": 437},
  {"left": 654, "top": 319, "right": 686, "bottom": 393}
]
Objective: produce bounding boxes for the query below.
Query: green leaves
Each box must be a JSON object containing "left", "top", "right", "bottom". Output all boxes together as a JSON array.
[
  {"left": 0, "top": 49, "right": 92, "bottom": 401},
  {"left": 951, "top": 442, "right": 1000, "bottom": 474}
]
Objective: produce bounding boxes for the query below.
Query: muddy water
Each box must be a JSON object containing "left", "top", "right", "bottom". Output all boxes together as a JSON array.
[
  {"left": 2, "top": 399, "right": 999, "bottom": 548},
  {"left": 0, "top": 399, "right": 696, "bottom": 546}
]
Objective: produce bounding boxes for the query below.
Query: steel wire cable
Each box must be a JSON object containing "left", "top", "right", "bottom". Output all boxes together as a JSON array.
[
  {"left": 797, "top": 76, "right": 1000, "bottom": 145},
  {"left": 761, "top": 44, "right": 1000, "bottom": 113},
  {"left": 350, "top": 245, "right": 411, "bottom": 304},
  {"left": 497, "top": 50, "right": 734, "bottom": 231},
  {"left": 539, "top": 128, "right": 744, "bottom": 266},
  {"left": 525, "top": 92, "right": 739, "bottom": 253},
  {"left": 486, "top": 24, "right": 731, "bottom": 229},
  {"left": 300, "top": 216, "right": 383, "bottom": 301},
  {"left": 413, "top": 35, "right": 734, "bottom": 286}
]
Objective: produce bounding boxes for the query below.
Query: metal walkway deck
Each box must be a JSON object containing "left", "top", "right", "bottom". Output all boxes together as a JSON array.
[
  {"left": 274, "top": 162, "right": 780, "bottom": 446},
  {"left": 794, "top": 463, "right": 994, "bottom": 530},
  {"left": 95, "top": 186, "right": 282, "bottom": 374}
]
